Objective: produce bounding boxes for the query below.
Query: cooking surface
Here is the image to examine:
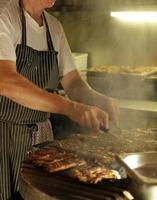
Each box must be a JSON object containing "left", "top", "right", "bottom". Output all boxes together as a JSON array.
[
  {"left": 20, "top": 128, "right": 157, "bottom": 200},
  {"left": 20, "top": 163, "right": 130, "bottom": 200},
  {"left": 51, "top": 128, "right": 157, "bottom": 160}
]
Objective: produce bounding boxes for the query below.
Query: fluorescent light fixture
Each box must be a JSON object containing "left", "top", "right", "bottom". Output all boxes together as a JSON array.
[{"left": 111, "top": 11, "right": 157, "bottom": 23}]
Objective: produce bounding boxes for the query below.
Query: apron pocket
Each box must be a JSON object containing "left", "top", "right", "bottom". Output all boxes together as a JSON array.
[{"left": 30, "top": 119, "right": 54, "bottom": 146}]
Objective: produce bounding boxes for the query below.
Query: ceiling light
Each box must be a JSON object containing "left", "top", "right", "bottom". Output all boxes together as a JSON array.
[{"left": 111, "top": 12, "right": 157, "bottom": 23}]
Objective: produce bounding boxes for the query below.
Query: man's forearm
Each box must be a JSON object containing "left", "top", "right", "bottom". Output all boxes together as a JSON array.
[
  {"left": 65, "top": 77, "right": 109, "bottom": 106},
  {"left": 0, "top": 71, "right": 75, "bottom": 115}
]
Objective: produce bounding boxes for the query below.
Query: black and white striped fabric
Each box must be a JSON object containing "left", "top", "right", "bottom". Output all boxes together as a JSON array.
[
  {"left": 0, "top": 1, "right": 59, "bottom": 199},
  {"left": 0, "top": 122, "right": 32, "bottom": 200},
  {"left": 32, "top": 119, "right": 54, "bottom": 146}
]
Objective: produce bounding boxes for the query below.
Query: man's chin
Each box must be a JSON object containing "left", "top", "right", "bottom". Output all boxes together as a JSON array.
[{"left": 46, "top": 1, "right": 56, "bottom": 8}]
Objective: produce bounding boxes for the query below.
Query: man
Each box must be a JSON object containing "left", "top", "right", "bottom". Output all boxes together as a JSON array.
[{"left": 0, "top": 0, "right": 118, "bottom": 199}]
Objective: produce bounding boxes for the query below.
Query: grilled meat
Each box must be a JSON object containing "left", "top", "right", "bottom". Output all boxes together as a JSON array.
[
  {"left": 69, "top": 166, "right": 120, "bottom": 184},
  {"left": 27, "top": 146, "right": 86, "bottom": 173}
]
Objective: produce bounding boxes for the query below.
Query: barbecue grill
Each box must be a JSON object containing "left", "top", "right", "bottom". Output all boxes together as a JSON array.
[
  {"left": 19, "top": 128, "right": 157, "bottom": 200},
  {"left": 20, "top": 162, "right": 132, "bottom": 200}
]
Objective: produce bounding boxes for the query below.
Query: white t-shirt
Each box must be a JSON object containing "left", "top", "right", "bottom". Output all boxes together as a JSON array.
[{"left": 0, "top": 0, "right": 76, "bottom": 76}]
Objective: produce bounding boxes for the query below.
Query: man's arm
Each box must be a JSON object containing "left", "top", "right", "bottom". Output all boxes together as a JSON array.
[
  {"left": 0, "top": 60, "right": 109, "bottom": 129},
  {"left": 61, "top": 69, "right": 119, "bottom": 121},
  {"left": 0, "top": 60, "right": 74, "bottom": 114}
]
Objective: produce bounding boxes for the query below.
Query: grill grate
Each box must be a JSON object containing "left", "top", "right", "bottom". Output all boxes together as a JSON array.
[{"left": 20, "top": 163, "right": 133, "bottom": 200}]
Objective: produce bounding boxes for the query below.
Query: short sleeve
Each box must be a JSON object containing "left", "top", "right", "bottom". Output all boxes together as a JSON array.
[
  {"left": 57, "top": 22, "right": 76, "bottom": 77},
  {"left": 0, "top": 14, "right": 16, "bottom": 61}
]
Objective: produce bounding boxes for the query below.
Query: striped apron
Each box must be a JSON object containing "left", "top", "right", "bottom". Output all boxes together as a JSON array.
[{"left": 0, "top": 2, "right": 59, "bottom": 199}]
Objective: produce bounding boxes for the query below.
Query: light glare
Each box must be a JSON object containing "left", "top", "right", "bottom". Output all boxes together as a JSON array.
[{"left": 111, "top": 12, "right": 157, "bottom": 23}]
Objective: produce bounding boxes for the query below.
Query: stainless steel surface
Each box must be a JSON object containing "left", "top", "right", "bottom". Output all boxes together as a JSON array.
[
  {"left": 116, "top": 152, "right": 157, "bottom": 200},
  {"left": 116, "top": 151, "right": 157, "bottom": 184},
  {"left": 117, "top": 99, "right": 157, "bottom": 112},
  {"left": 87, "top": 73, "right": 156, "bottom": 101}
]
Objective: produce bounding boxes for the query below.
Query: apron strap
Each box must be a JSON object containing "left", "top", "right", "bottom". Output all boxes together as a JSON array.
[
  {"left": 19, "top": 0, "right": 27, "bottom": 47},
  {"left": 43, "top": 13, "right": 55, "bottom": 51}
]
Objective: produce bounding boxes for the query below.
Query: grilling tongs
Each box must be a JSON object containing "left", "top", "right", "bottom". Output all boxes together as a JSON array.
[{"left": 100, "top": 120, "right": 122, "bottom": 134}]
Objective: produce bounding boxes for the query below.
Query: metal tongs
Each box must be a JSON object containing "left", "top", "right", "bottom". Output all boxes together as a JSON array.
[
  {"left": 100, "top": 127, "right": 109, "bottom": 133},
  {"left": 100, "top": 120, "right": 122, "bottom": 134}
]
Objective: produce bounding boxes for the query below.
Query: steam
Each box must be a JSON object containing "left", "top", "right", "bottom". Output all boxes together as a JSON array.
[{"left": 50, "top": 0, "right": 157, "bottom": 129}]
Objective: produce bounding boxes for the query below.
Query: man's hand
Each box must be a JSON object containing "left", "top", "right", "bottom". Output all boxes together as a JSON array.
[
  {"left": 97, "top": 96, "right": 119, "bottom": 122},
  {"left": 61, "top": 70, "right": 119, "bottom": 125},
  {"left": 67, "top": 102, "right": 109, "bottom": 130}
]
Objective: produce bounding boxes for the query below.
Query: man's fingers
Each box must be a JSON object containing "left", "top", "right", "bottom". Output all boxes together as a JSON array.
[{"left": 99, "top": 111, "right": 109, "bottom": 130}]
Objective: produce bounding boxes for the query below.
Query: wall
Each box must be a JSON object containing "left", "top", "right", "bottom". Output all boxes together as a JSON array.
[{"left": 50, "top": 0, "right": 157, "bottom": 67}]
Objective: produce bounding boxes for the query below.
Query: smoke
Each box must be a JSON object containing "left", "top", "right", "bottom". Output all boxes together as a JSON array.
[{"left": 50, "top": 0, "right": 157, "bottom": 129}]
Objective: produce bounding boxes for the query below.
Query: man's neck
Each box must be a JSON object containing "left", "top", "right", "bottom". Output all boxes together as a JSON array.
[{"left": 22, "top": 0, "right": 44, "bottom": 26}]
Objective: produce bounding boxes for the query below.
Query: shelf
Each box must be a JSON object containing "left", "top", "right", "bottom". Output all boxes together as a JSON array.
[{"left": 117, "top": 98, "right": 157, "bottom": 112}]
